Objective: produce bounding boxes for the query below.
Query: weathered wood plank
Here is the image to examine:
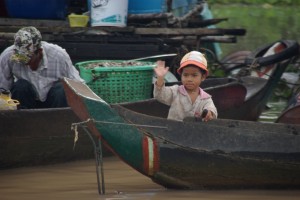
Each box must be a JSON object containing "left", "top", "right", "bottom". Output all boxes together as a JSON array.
[
  {"left": 128, "top": 13, "right": 173, "bottom": 20},
  {"left": 200, "top": 36, "right": 237, "bottom": 43},
  {"left": 0, "top": 17, "right": 69, "bottom": 27},
  {"left": 0, "top": 18, "right": 135, "bottom": 34},
  {"left": 0, "top": 17, "right": 245, "bottom": 37},
  {"left": 188, "top": 18, "right": 228, "bottom": 27},
  {"left": 134, "top": 27, "right": 246, "bottom": 36},
  {"left": 0, "top": 32, "right": 14, "bottom": 40},
  {"left": 0, "top": 27, "right": 246, "bottom": 39}
]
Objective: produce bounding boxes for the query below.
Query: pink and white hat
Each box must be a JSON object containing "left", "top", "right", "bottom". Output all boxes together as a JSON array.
[{"left": 177, "top": 51, "right": 208, "bottom": 75}]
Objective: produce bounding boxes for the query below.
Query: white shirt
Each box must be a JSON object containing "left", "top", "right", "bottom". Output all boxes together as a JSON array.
[
  {"left": 153, "top": 83, "right": 218, "bottom": 121},
  {"left": 0, "top": 41, "right": 84, "bottom": 101}
]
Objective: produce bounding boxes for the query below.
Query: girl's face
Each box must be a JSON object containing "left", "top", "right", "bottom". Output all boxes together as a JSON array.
[{"left": 181, "top": 66, "right": 206, "bottom": 92}]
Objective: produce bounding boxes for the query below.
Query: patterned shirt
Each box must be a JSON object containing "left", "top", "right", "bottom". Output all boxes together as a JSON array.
[
  {"left": 153, "top": 83, "right": 218, "bottom": 121},
  {"left": 0, "top": 41, "right": 84, "bottom": 101}
]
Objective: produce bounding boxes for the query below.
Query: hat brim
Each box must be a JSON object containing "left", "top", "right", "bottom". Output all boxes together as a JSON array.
[{"left": 177, "top": 60, "right": 209, "bottom": 75}]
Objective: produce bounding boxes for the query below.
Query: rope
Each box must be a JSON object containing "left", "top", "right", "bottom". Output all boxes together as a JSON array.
[
  {"left": 71, "top": 118, "right": 168, "bottom": 149},
  {"left": 71, "top": 118, "right": 205, "bottom": 152},
  {"left": 72, "top": 118, "right": 168, "bottom": 129},
  {"left": 71, "top": 118, "right": 94, "bottom": 149}
]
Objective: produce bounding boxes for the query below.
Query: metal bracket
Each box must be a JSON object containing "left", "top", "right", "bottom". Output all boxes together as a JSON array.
[{"left": 81, "top": 126, "right": 105, "bottom": 195}]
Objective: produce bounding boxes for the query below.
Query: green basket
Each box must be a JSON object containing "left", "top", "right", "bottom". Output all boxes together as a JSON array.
[{"left": 76, "top": 60, "right": 155, "bottom": 103}]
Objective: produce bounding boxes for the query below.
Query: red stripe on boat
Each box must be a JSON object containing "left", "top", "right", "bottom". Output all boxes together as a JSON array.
[
  {"left": 142, "top": 136, "right": 159, "bottom": 176},
  {"left": 142, "top": 136, "right": 149, "bottom": 174},
  {"left": 152, "top": 136, "right": 159, "bottom": 173}
]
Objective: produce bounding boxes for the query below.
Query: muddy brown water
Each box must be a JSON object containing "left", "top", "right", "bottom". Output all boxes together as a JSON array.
[{"left": 1, "top": 156, "right": 300, "bottom": 200}]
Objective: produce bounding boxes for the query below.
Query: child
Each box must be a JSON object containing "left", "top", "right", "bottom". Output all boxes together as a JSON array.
[{"left": 153, "top": 51, "right": 217, "bottom": 121}]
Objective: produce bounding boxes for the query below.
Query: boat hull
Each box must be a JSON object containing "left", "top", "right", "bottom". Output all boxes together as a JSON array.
[
  {"left": 276, "top": 104, "right": 300, "bottom": 124},
  {"left": 0, "top": 108, "right": 105, "bottom": 169},
  {"left": 63, "top": 78, "right": 300, "bottom": 189},
  {"left": 114, "top": 104, "right": 300, "bottom": 189},
  {"left": 155, "top": 145, "right": 300, "bottom": 189}
]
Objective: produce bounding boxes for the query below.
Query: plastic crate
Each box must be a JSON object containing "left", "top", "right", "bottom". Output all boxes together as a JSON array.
[
  {"left": 76, "top": 60, "right": 155, "bottom": 103},
  {"left": 128, "top": 0, "right": 166, "bottom": 14}
]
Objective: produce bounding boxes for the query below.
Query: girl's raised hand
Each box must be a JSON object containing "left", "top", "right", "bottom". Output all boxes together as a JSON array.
[{"left": 154, "top": 60, "right": 169, "bottom": 78}]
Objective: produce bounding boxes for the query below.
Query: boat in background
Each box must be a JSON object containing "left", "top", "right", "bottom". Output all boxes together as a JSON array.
[
  {"left": 276, "top": 104, "right": 300, "bottom": 124},
  {"left": 219, "top": 39, "right": 299, "bottom": 77},
  {"left": 63, "top": 77, "right": 300, "bottom": 190},
  {"left": 276, "top": 91, "right": 300, "bottom": 124},
  {"left": 0, "top": 108, "right": 100, "bottom": 169}
]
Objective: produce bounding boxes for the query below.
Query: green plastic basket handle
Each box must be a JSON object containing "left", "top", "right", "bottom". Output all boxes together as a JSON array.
[{"left": 128, "top": 53, "right": 177, "bottom": 62}]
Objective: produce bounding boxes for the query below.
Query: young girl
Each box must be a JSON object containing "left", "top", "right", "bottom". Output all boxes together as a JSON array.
[{"left": 153, "top": 51, "right": 217, "bottom": 121}]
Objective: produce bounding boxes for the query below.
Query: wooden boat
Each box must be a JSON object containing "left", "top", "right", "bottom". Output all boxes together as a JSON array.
[
  {"left": 276, "top": 92, "right": 300, "bottom": 124},
  {"left": 0, "top": 108, "right": 102, "bottom": 169},
  {"left": 0, "top": 75, "right": 265, "bottom": 169},
  {"left": 0, "top": 39, "right": 297, "bottom": 169},
  {"left": 0, "top": 72, "right": 275, "bottom": 169},
  {"left": 0, "top": 45, "right": 295, "bottom": 169},
  {"left": 276, "top": 104, "right": 300, "bottom": 124},
  {"left": 219, "top": 50, "right": 251, "bottom": 75},
  {"left": 219, "top": 39, "right": 299, "bottom": 77},
  {"left": 63, "top": 77, "right": 300, "bottom": 189}
]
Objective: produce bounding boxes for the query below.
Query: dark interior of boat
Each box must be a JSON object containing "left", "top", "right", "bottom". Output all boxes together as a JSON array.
[
  {"left": 119, "top": 76, "right": 267, "bottom": 119},
  {"left": 118, "top": 98, "right": 170, "bottom": 118}
]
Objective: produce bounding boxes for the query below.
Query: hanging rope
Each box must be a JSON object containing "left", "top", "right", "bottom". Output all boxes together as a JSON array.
[
  {"left": 71, "top": 118, "right": 168, "bottom": 149},
  {"left": 71, "top": 118, "right": 168, "bottom": 129},
  {"left": 70, "top": 117, "right": 211, "bottom": 153}
]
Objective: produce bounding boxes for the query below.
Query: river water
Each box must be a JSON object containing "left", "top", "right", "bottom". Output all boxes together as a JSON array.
[
  {"left": 258, "top": 100, "right": 288, "bottom": 123},
  {"left": 1, "top": 156, "right": 300, "bottom": 200},
  {"left": 1, "top": 102, "right": 299, "bottom": 200}
]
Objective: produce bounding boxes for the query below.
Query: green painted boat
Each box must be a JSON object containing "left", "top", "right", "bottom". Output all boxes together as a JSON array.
[{"left": 63, "top": 77, "right": 300, "bottom": 189}]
